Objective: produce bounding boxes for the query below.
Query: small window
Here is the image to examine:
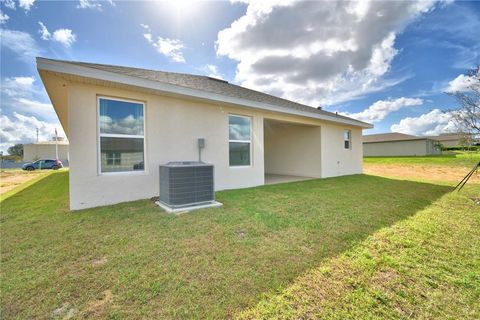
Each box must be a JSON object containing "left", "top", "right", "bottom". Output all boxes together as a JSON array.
[
  {"left": 344, "top": 130, "right": 351, "bottom": 149},
  {"left": 98, "top": 97, "right": 145, "bottom": 173},
  {"left": 229, "top": 115, "right": 251, "bottom": 166}
]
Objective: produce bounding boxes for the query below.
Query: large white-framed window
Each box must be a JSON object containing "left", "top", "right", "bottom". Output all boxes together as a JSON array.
[
  {"left": 229, "top": 114, "right": 252, "bottom": 167},
  {"left": 344, "top": 129, "right": 351, "bottom": 150},
  {"left": 98, "top": 96, "right": 145, "bottom": 174}
]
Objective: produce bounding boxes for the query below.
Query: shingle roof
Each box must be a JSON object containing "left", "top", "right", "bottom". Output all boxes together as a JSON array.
[
  {"left": 426, "top": 133, "right": 464, "bottom": 141},
  {"left": 38, "top": 58, "right": 370, "bottom": 127},
  {"left": 363, "top": 132, "right": 428, "bottom": 143}
]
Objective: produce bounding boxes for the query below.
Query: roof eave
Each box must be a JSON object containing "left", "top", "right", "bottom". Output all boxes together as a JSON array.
[
  {"left": 363, "top": 138, "right": 439, "bottom": 143},
  {"left": 36, "top": 57, "right": 373, "bottom": 129}
]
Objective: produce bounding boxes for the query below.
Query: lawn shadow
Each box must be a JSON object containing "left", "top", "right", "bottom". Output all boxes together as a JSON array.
[
  {"left": 209, "top": 174, "right": 452, "bottom": 316},
  {"left": 1, "top": 173, "right": 454, "bottom": 319},
  {"left": 0, "top": 171, "right": 69, "bottom": 217}
]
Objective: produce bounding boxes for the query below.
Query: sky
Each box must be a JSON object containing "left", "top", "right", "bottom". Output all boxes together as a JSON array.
[{"left": 1, "top": 0, "right": 479, "bottom": 154}]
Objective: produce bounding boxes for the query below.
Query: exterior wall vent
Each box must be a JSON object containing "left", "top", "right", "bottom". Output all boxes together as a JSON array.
[{"left": 159, "top": 161, "right": 219, "bottom": 211}]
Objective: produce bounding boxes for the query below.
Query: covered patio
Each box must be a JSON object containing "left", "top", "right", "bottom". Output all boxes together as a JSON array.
[{"left": 263, "top": 118, "right": 322, "bottom": 183}]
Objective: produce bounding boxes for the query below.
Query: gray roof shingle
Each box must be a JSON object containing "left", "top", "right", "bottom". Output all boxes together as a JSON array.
[
  {"left": 363, "top": 132, "right": 434, "bottom": 143},
  {"left": 39, "top": 58, "right": 370, "bottom": 127}
]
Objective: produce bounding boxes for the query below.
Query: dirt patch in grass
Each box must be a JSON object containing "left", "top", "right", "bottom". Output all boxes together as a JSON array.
[
  {"left": 364, "top": 164, "right": 479, "bottom": 183},
  {"left": 0, "top": 170, "right": 46, "bottom": 194},
  {"left": 91, "top": 256, "right": 108, "bottom": 267},
  {"left": 470, "top": 197, "right": 480, "bottom": 205},
  {"left": 51, "top": 303, "right": 77, "bottom": 319},
  {"left": 85, "top": 290, "right": 114, "bottom": 317}
]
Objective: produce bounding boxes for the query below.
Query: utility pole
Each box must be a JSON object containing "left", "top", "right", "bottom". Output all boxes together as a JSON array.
[
  {"left": 36, "top": 128, "right": 39, "bottom": 142},
  {"left": 55, "top": 128, "right": 59, "bottom": 160}
]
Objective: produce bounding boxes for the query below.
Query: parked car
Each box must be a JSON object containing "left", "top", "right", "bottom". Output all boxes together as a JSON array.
[
  {"left": 22, "top": 159, "right": 63, "bottom": 171},
  {"left": 133, "top": 161, "right": 144, "bottom": 170}
]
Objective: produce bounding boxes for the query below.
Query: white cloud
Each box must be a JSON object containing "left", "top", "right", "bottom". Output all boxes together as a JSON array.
[
  {"left": 38, "top": 21, "right": 50, "bottom": 40},
  {"left": 216, "top": 1, "right": 444, "bottom": 106},
  {"left": 445, "top": 74, "right": 475, "bottom": 93},
  {"left": 52, "top": 28, "right": 76, "bottom": 47},
  {"left": 0, "top": 112, "right": 65, "bottom": 153},
  {"left": 0, "top": 75, "right": 66, "bottom": 152},
  {"left": 77, "top": 0, "right": 101, "bottom": 10},
  {"left": 15, "top": 98, "right": 54, "bottom": 114},
  {"left": 0, "top": 10, "right": 9, "bottom": 24},
  {"left": 18, "top": 0, "right": 35, "bottom": 11},
  {"left": 343, "top": 97, "right": 423, "bottom": 123},
  {"left": 390, "top": 109, "right": 457, "bottom": 136},
  {"left": 1, "top": 76, "right": 58, "bottom": 120},
  {"left": 9, "top": 76, "right": 35, "bottom": 86},
  {"left": 77, "top": 0, "right": 114, "bottom": 10},
  {"left": 3, "top": 0, "right": 16, "bottom": 10},
  {"left": 99, "top": 114, "right": 144, "bottom": 135},
  {"left": 0, "top": 29, "right": 41, "bottom": 61},
  {"left": 37, "top": 22, "right": 77, "bottom": 47},
  {"left": 143, "top": 33, "right": 152, "bottom": 43},
  {"left": 204, "top": 64, "right": 224, "bottom": 80},
  {"left": 144, "top": 33, "right": 186, "bottom": 63},
  {"left": 1, "top": 76, "right": 35, "bottom": 97}
]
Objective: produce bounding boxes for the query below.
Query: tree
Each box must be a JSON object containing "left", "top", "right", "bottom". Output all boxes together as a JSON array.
[
  {"left": 7, "top": 144, "right": 23, "bottom": 157},
  {"left": 447, "top": 66, "right": 480, "bottom": 141}
]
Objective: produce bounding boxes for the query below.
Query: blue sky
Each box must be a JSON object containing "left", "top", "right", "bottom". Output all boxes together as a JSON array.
[{"left": 1, "top": 0, "right": 479, "bottom": 153}]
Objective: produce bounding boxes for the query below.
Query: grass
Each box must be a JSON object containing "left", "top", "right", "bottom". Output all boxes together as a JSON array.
[
  {"left": 0, "top": 169, "right": 52, "bottom": 198},
  {"left": 0, "top": 171, "right": 465, "bottom": 319},
  {"left": 239, "top": 187, "right": 480, "bottom": 319},
  {"left": 364, "top": 152, "right": 480, "bottom": 167}
]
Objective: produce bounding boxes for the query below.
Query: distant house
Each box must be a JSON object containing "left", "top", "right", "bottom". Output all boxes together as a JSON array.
[
  {"left": 37, "top": 57, "right": 372, "bottom": 210},
  {"left": 23, "top": 138, "right": 69, "bottom": 163},
  {"left": 363, "top": 133, "right": 441, "bottom": 156},
  {"left": 427, "top": 133, "right": 475, "bottom": 147}
]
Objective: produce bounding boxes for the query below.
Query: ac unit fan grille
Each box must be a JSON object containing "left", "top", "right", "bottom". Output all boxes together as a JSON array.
[{"left": 159, "top": 162, "right": 215, "bottom": 207}]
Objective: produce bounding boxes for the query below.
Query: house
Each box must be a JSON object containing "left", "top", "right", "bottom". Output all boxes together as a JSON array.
[
  {"left": 37, "top": 57, "right": 372, "bottom": 210},
  {"left": 427, "top": 133, "right": 475, "bottom": 147},
  {"left": 23, "top": 138, "right": 69, "bottom": 163},
  {"left": 363, "top": 132, "right": 441, "bottom": 156}
]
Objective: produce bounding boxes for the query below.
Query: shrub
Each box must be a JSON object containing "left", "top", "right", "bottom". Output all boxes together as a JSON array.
[{"left": 442, "top": 146, "right": 480, "bottom": 151}]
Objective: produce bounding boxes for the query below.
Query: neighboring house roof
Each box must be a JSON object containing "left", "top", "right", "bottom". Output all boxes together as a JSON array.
[
  {"left": 426, "top": 133, "right": 465, "bottom": 142},
  {"left": 363, "top": 132, "right": 438, "bottom": 143},
  {"left": 24, "top": 141, "right": 69, "bottom": 146},
  {"left": 36, "top": 57, "right": 372, "bottom": 129}
]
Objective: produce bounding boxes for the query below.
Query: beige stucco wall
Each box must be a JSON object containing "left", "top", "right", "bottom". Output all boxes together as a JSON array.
[
  {"left": 320, "top": 123, "right": 363, "bottom": 178},
  {"left": 68, "top": 82, "right": 266, "bottom": 210},
  {"left": 23, "top": 144, "right": 69, "bottom": 162},
  {"left": 264, "top": 120, "right": 322, "bottom": 177},
  {"left": 66, "top": 81, "right": 365, "bottom": 210},
  {"left": 363, "top": 140, "right": 441, "bottom": 156}
]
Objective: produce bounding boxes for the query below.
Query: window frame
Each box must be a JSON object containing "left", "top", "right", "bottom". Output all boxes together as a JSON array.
[
  {"left": 97, "top": 95, "right": 147, "bottom": 175},
  {"left": 106, "top": 151, "right": 121, "bottom": 166},
  {"left": 228, "top": 114, "right": 253, "bottom": 168},
  {"left": 344, "top": 129, "right": 352, "bottom": 150}
]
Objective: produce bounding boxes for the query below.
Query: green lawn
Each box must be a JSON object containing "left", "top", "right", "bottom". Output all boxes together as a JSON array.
[
  {"left": 240, "top": 186, "right": 480, "bottom": 319},
  {"left": 1, "top": 172, "right": 478, "bottom": 319},
  {"left": 364, "top": 152, "right": 480, "bottom": 167}
]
